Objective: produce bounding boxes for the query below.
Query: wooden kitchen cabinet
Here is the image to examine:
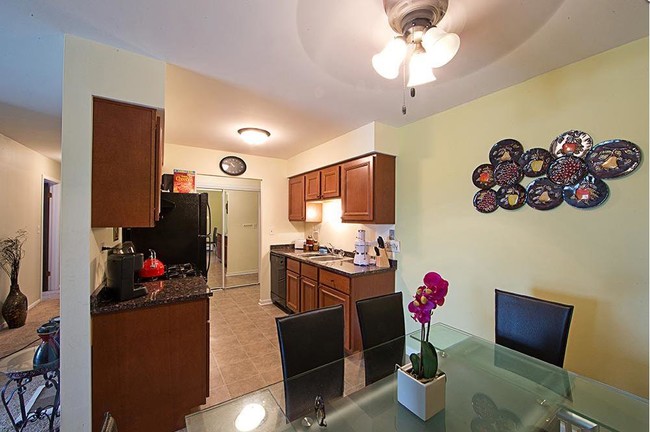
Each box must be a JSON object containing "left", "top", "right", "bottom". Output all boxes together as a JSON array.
[
  {"left": 320, "top": 165, "right": 340, "bottom": 199},
  {"left": 300, "top": 263, "right": 319, "bottom": 312},
  {"left": 92, "top": 299, "right": 209, "bottom": 431},
  {"left": 288, "top": 175, "right": 306, "bottom": 221},
  {"left": 341, "top": 153, "right": 395, "bottom": 224},
  {"left": 286, "top": 269, "right": 301, "bottom": 313},
  {"left": 318, "top": 284, "right": 351, "bottom": 351},
  {"left": 305, "top": 171, "right": 321, "bottom": 201},
  {"left": 92, "top": 97, "right": 164, "bottom": 228}
]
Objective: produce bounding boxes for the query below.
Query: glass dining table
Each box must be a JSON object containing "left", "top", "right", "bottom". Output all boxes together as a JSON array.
[{"left": 186, "top": 323, "right": 648, "bottom": 431}]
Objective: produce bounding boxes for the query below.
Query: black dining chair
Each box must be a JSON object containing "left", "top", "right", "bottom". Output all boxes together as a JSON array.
[
  {"left": 356, "top": 292, "right": 406, "bottom": 385},
  {"left": 276, "top": 305, "right": 345, "bottom": 421},
  {"left": 495, "top": 289, "right": 574, "bottom": 367}
]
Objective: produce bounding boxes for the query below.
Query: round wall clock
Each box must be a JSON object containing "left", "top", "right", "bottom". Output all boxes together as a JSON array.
[{"left": 220, "top": 156, "right": 247, "bottom": 176}]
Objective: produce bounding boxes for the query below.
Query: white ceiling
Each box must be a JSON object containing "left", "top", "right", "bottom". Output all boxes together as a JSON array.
[{"left": 0, "top": 0, "right": 647, "bottom": 161}]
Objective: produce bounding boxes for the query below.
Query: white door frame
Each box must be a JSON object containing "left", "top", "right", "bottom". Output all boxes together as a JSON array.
[{"left": 40, "top": 175, "right": 61, "bottom": 301}]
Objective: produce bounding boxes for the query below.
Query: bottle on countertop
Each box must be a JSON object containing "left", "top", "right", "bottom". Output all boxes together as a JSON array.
[{"left": 306, "top": 236, "right": 314, "bottom": 251}]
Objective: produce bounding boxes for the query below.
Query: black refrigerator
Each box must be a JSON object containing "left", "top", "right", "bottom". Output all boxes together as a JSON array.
[{"left": 123, "top": 192, "right": 210, "bottom": 275}]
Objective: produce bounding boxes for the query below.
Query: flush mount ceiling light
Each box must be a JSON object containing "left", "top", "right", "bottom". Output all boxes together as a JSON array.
[
  {"left": 373, "top": 0, "right": 460, "bottom": 114},
  {"left": 237, "top": 127, "right": 271, "bottom": 145}
]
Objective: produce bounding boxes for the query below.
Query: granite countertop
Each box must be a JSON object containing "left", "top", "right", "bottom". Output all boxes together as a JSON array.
[
  {"left": 91, "top": 276, "right": 212, "bottom": 315},
  {"left": 270, "top": 245, "right": 396, "bottom": 277}
]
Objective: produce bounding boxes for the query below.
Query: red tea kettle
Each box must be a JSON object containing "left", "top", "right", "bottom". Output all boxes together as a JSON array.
[{"left": 139, "top": 249, "right": 165, "bottom": 279}]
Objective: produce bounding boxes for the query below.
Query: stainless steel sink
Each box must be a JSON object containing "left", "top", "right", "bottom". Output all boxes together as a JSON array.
[
  {"left": 309, "top": 255, "right": 349, "bottom": 262},
  {"left": 296, "top": 252, "right": 322, "bottom": 257}
]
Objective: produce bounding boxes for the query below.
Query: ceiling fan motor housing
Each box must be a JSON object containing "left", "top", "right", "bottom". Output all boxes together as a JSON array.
[{"left": 383, "top": 0, "right": 449, "bottom": 35}]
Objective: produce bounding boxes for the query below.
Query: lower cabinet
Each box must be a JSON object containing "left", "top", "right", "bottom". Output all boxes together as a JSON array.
[
  {"left": 300, "top": 276, "right": 318, "bottom": 312},
  {"left": 92, "top": 299, "right": 209, "bottom": 431},
  {"left": 286, "top": 270, "right": 300, "bottom": 313},
  {"left": 318, "top": 284, "right": 351, "bottom": 351}
]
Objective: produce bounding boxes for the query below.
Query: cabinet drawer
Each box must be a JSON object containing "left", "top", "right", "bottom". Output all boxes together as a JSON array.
[
  {"left": 287, "top": 258, "right": 300, "bottom": 274},
  {"left": 301, "top": 263, "right": 318, "bottom": 281},
  {"left": 319, "top": 269, "right": 350, "bottom": 295}
]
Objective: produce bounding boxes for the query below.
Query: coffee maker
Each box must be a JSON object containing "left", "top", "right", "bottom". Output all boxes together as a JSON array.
[{"left": 107, "top": 252, "right": 147, "bottom": 301}]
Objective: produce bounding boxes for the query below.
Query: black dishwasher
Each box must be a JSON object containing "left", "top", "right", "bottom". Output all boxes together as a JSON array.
[{"left": 270, "top": 253, "right": 289, "bottom": 312}]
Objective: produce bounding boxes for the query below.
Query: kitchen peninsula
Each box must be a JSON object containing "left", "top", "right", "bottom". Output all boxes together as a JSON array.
[
  {"left": 90, "top": 276, "right": 211, "bottom": 431},
  {"left": 270, "top": 245, "right": 396, "bottom": 353}
]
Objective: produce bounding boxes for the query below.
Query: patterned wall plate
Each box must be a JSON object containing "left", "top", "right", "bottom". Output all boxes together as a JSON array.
[
  {"left": 526, "top": 178, "right": 564, "bottom": 210},
  {"left": 493, "top": 161, "right": 524, "bottom": 187},
  {"left": 489, "top": 139, "right": 524, "bottom": 166},
  {"left": 473, "top": 189, "right": 498, "bottom": 213},
  {"left": 585, "top": 139, "right": 642, "bottom": 179},
  {"left": 563, "top": 174, "right": 609, "bottom": 209},
  {"left": 496, "top": 184, "right": 526, "bottom": 210},
  {"left": 547, "top": 156, "right": 588, "bottom": 185},
  {"left": 472, "top": 164, "right": 496, "bottom": 189},
  {"left": 550, "top": 130, "right": 593, "bottom": 159},
  {"left": 519, "top": 148, "right": 553, "bottom": 177}
]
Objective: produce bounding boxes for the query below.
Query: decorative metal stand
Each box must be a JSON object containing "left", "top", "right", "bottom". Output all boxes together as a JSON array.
[{"left": 0, "top": 347, "right": 60, "bottom": 431}]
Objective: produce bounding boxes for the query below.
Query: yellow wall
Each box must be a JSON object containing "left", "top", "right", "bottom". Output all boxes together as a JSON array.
[{"left": 395, "top": 38, "right": 648, "bottom": 397}]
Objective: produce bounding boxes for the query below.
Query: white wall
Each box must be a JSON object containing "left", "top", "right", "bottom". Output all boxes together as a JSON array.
[
  {"left": 61, "top": 35, "right": 165, "bottom": 430},
  {"left": 0, "top": 133, "right": 60, "bottom": 315},
  {"left": 164, "top": 143, "right": 303, "bottom": 302}
]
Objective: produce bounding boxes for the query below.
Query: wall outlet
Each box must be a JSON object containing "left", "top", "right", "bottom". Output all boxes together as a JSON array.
[{"left": 386, "top": 240, "right": 401, "bottom": 253}]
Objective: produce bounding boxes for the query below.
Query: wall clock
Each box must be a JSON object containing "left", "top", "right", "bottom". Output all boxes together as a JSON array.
[{"left": 220, "top": 156, "right": 247, "bottom": 176}]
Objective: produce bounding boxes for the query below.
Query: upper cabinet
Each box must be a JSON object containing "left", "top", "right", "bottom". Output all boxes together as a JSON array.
[
  {"left": 305, "top": 165, "right": 340, "bottom": 201},
  {"left": 288, "top": 175, "right": 306, "bottom": 221},
  {"left": 92, "top": 97, "right": 164, "bottom": 228},
  {"left": 341, "top": 154, "right": 395, "bottom": 224},
  {"left": 287, "top": 154, "right": 394, "bottom": 224}
]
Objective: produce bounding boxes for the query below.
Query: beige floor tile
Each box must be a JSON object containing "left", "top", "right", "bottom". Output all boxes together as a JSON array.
[
  {"left": 214, "top": 346, "right": 248, "bottom": 364},
  {"left": 226, "top": 375, "right": 267, "bottom": 398},
  {"left": 212, "top": 334, "right": 241, "bottom": 351},
  {"left": 242, "top": 339, "right": 277, "bottom": 359},
  {"left": 260, "top": 367, "right": 284, "bottom": 386},
  {"left": 253, "top": 352, "right": 282, "bottom": 373},
  {"left": 202, "top": 384, "right": 231, "bottom": 408},
  {"left": 219, "top": 358, "right": 258, "bottom": 384}
]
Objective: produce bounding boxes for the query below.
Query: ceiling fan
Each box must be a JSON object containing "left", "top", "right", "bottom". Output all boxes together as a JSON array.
[{"left": 373, "top": 0, "right": 460, "bottom": 112}]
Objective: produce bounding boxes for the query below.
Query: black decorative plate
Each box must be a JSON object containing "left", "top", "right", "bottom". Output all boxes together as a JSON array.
[
  {"left": 473, "top": 189, "right": 498, "bottom": 213},
  {"left": 472, "top": 164, "right": 496, "bottom": 189},
  {"left": 585, "top": 139, "right": 642, "bottom": 179},
  {"left": 563, "top": 174, "right": 609, "bottom": 209},
  {"left": 493, "top": 161, "right": 524, "bottom": 187},
  {"left": 496, "top": 184, "right": 526, "bottom": 210},
  {"left": 547, "top": 156, "right": 588, "bottom": 185},
  {"left": 519, "top": 148, "right": 553, "bottom": 177},
  {"left": 526, "top": 178, "right": 564, "bottom": 210},
  {"left": 489, "top": 139, "right": 524, "bottom": 166},
  {"left": 550, "top": 130, "right": 593, "bottom": 158}
]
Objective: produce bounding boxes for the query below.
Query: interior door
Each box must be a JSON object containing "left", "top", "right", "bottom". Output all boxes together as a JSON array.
[{"left": 224, "top": 190, "right": 260, "bottom": 287}]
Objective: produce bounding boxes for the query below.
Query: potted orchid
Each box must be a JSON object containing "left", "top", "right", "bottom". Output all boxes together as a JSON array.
[{"left": 397, "top": 271, "right": 449, "bottom": 421}]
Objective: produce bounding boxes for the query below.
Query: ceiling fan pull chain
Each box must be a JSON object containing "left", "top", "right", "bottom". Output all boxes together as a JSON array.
[{"left": 402, "top": 60, "right": 407, "bottom": 115}]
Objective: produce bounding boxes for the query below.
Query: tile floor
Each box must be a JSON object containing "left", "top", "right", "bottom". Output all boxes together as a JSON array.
[
  {"left": 205, "top": 252, "right": 259, "bottom": 289},
  {"left": 203, "top": 285, "right": 366, "bottom": 411}
]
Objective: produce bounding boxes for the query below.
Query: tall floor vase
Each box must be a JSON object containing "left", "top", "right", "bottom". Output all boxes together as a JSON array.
[{"left": 2, "top": 284, "right": 28, "bottom": 328}]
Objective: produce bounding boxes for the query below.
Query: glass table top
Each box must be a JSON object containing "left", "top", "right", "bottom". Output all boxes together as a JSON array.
[
  {"left": 0, "top": 346, "right": 59, "bottom": 376},
  {"left": 186, "top": 323, "right": 648, "bottom": 432}
]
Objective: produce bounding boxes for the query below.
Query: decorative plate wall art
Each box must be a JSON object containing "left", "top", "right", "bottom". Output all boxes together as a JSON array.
[
  {"left": 585, "top": 139, "right": 642, "bottom": 179},
  {"left": 526, "top": 178, "right": 564, "bottom": 210},
  {"left": 472, "top": 164, "right": 496, "bottom": 189},
  {"left": 471, "top": 132, "right": 641, "bottom": 213},
  {"left": 550, "top": 130, "right": 593, "bottom": 158}
]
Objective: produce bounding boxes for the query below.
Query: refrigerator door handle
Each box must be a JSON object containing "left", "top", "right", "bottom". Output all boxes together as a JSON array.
[{"left": 206, "top": 202, "right": 212, "bottom": 273}]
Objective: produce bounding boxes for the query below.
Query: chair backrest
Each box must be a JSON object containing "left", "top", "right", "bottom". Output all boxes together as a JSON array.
[
  {"left": 276, "top": 305, "right": 344, "bottom": 420},
  {"left": 100, "top": 412, "right": 118, "bottom": 432},
  {"left": 356, "top": 292, "right": 405, "bottom": 385},
  {"left": 495, "top": 289, "right": 574, "bottom": 367}
]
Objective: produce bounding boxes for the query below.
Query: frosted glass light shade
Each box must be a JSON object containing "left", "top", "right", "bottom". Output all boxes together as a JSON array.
[
  {"left": 421, "top": 27, "right": 460, "bottom": 68},
  {"left": 407, "top": 47, "right": 437, "bottom": 87},
  {"left": 238, "top": 128, "right": 270, "bottom": 145},
  {"left": 372, "top": 37, "right": 407, "bottom": 79}
]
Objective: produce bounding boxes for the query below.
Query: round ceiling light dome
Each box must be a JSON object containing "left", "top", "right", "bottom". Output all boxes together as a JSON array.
[{"left": 238, "top": 128, "right": 271, "bottom": 145}]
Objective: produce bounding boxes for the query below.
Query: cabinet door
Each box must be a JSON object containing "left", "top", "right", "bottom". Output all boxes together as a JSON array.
[
  {"left": 341, "top": 155, "right": 374, "bottom": 221},
  {"left": 305, "top": 171, "right": 321, "bottom": 201},
  {"left": 288, "top": 176, "right": 306, "bottom": 221},
  {"left": 300, "top": 277, "right": 318, "bottom": 312},
  {"left": 286, "top": 270, "right": 301, "bottom": 313},
  {"left": 92, "top": 97, "right": 158, "bottom": 228},
  {"left": 318, "top": 285, "right": 351, "bottom": 351},
  {"left": 320, "top": 165, "right": 340, "bottom": 199}
]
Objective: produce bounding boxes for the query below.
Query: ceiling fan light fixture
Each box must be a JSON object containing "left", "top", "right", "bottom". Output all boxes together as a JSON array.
[
  {"left": 372, "top": 37, "right": 407, "bottom": 79},
  {"left": 407, "top": 45, "right": 437, "bottom": 87},
  {"left": 421, "top": 26, "right": 460, "bottom": 68},
  {"left": 237, "top": 127, "right": 270, "bottom": 145}
]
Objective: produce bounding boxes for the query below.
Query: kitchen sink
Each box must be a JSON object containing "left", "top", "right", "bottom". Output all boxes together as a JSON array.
[
  {"left": 309, "top": 255, "right": 348, "bottom": 262},
  {"left": 297, "top": 252, "right": 322, "bottom": 257}
]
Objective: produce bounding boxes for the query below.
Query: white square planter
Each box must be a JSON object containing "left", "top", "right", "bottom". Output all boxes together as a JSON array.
[{"left": 396, "top": 364, "right": 446, "bottom": 421}]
